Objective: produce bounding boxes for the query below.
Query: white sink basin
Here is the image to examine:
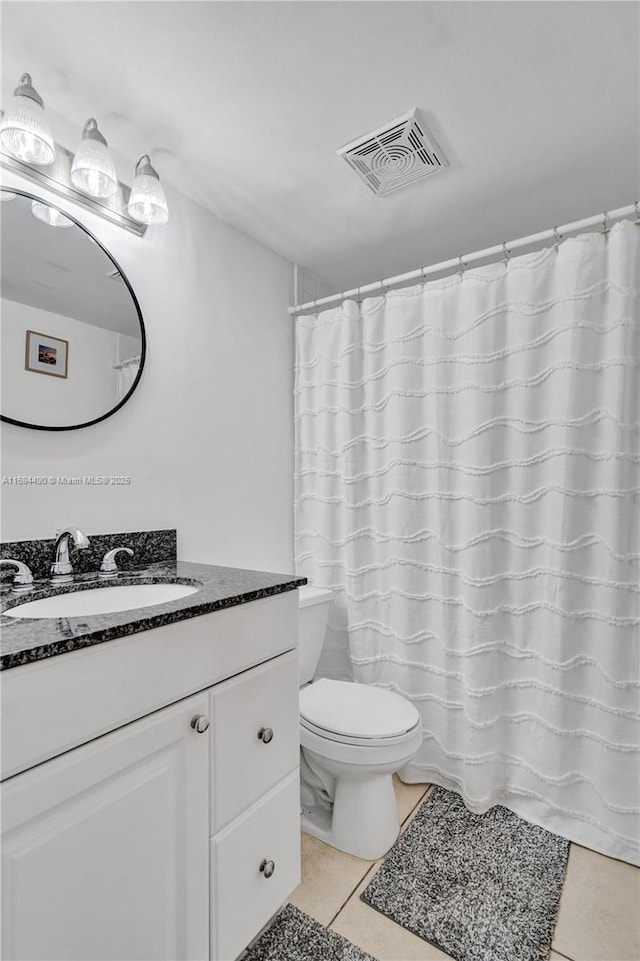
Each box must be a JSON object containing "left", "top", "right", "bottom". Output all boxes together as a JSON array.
[{"left": 3, "top": 583, "right": 199, "bottom": 619}]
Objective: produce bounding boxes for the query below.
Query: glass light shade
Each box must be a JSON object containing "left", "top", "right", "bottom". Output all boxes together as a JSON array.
[
  {"left": 0, "top": 191, "right": 17, "bottom": 201},
  {"left": 70, "top": 120, "right": 118, "bottom": 198},
  {"left": 0, "top": 80, "right": 55, "bottom": 165},
  {"left": 31, "top": 201, "right": 74, "bottom": 228},
  {"left": 128, "top": 157, "right": 169, "bottom": 225}
]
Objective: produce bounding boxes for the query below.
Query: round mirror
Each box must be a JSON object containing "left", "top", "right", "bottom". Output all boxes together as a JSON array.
[{"left": 0, "top": 188, "right": 145, "bottom": 430}]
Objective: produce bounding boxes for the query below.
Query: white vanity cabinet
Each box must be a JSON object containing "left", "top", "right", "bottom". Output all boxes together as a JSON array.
[
  {"left": 2, "top": 692, "right": 211, "bottom": 961},
  {"left": 1, "top": 591, "right": 301, "bottom": 961}
]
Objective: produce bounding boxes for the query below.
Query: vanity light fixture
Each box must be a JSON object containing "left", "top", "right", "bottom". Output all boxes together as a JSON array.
[
  {"left": 70, "top": 118, "right": 118, "bottom": 199},
  {"left": 0, "top": 73, "right": 55, "bottom": 166},
  {"left": 127, "top": 155, "right": 169, "bottom": 225},
  {"left": 31, "top": 200, "right": 74, "bottom": 228},
  {"left": 0, "top": 71, "right": 168, "bottom": 234}
]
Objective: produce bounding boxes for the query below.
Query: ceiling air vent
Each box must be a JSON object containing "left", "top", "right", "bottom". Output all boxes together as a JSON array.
[{"left": 337, "top": 109, "right": 448, "bottom": 196}]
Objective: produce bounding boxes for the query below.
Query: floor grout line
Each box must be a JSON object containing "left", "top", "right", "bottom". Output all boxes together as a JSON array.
[
  {"left": 326, "top": 859, "right": 380, "bottom": 928},
  {"left": 401, "top": 785, "right": 433, "bottom": 828},
  {"left": 549, "top": 950, "right": 575, "bottom": 961}
]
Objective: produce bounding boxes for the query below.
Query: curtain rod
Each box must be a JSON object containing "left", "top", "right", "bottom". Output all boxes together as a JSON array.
[
  {"left": 289, "top": 202, "right": 638, "bottom": 316},
  {"left": 113, "top": 354, "right": 141, "bottom": 370}
]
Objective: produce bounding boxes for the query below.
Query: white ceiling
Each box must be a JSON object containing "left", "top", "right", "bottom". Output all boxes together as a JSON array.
[
  {"left": 2, "top": 1, "right": 638, "bottom": 293},
  {"left": 1, "top": 192, "right": 142, "bottom": 336}
]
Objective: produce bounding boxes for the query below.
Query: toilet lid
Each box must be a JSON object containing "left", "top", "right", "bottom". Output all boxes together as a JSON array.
[{"left": 299, "top": 679, "right": 420, "bottom": 740}]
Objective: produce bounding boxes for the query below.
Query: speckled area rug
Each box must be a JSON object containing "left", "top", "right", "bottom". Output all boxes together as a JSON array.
[
  {"left": 241, "top": 903, "right": 377, "bottom": 961},
  {"left": 361, "top": 786, "right": 569, "bottom": 961}
]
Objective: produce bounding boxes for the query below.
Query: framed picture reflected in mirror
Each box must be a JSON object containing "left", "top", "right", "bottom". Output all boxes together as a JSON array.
[{"left": 24, "top": 329, "right": 69, "bottom": 379}]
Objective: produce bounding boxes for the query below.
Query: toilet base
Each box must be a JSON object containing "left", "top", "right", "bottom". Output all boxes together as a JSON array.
[{"left": 301, "top": 771, "right": 399, "bottom": 860}]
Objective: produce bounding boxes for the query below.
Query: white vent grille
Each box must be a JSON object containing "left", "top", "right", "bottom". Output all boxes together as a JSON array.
[{"left": 337, "top": 109, "right": 448, "bottom": 196}]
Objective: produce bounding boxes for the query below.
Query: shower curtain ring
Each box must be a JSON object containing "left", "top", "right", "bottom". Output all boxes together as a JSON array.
[
  {"left": 634, "top": 201, "right": 640, "bottom": 226},
  {"left": 380, "top": 280, "right": 387, "bottom": 299},
  {"left": 421, "top": 266, "right": 428, "bottom": 289},
  {"left": 502, "top": 241, "right": 510, "bottom": 264},
  {"left": 552, "top": 226, "right": 562, "bottom": 251},
  {"left": 458, "top": 255, "right": 465, "bottom": 277},
  {"left": 602, "top": 211, "right": 610, "bottom": 237}
]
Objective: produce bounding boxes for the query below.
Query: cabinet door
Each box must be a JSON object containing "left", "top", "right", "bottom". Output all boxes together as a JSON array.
[
  {"left": 209, "top": 651, "right": 299, "bottom": 832},
  {"left": 1, "top": 693, "right": 210, "bottom": 961}
]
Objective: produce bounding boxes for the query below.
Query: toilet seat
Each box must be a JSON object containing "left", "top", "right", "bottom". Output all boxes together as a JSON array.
[{"left": 299, "top": 678, "right": 421, "bottom": 747}]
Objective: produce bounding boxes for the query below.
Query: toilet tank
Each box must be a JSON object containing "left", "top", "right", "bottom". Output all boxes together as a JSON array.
[{"left": 297, "top": 586, "right": 333, "bottom": 685}]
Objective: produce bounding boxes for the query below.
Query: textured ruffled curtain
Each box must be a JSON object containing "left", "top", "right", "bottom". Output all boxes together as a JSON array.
[
  {"left": 116, "top": 359, "right": 140, "bottom": 403},
  {"left": 294, "top": 221, "right": 640, "bottom": 865}
]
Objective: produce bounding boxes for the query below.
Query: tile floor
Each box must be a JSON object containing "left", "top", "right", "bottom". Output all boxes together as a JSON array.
[{"left": 289, "top": 777, "right": 640, "bottom": 961}]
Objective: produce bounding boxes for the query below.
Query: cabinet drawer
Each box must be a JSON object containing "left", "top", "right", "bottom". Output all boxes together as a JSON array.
[
  {"left": 209, "top": 651, "right": 299, "bottom": 832},
  {"left": 211, "top": 770, "right": 300, "bottom": 961}
]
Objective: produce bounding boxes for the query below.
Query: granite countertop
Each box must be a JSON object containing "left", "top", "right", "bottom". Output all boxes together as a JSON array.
[{"left": 0, "top": 561, "right": 307, "bottom": 670}]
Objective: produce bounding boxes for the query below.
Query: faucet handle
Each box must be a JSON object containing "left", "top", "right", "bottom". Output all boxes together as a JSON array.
[
  {"left": 0, "top": 559, "right": 34, "bottom": 594},
  {"left": 99, "top": 547, "right": 134, "bottom": 577}
]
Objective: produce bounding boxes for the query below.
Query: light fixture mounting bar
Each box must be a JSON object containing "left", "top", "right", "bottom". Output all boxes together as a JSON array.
[{"left": 0, "top": 142, "right": 147, "bottom": 236}]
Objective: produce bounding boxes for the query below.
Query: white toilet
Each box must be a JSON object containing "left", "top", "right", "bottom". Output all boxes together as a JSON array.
[{"left": 297, "top": 586, "right": 422, "bottom": 860}]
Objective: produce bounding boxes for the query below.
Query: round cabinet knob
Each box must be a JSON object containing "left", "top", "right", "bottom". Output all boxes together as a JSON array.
[
  {"left": 191, "top": 714, "right": 210, "bottom": 734},
  {"left": 259, "top": 859, "right": 276, "bottom": 879},
  {"left": 257, "top": 727, "right": 274, "bottom": 744}
]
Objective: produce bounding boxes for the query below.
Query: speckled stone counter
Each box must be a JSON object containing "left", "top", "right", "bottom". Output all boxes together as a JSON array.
[{"left": 1, "top": 561, "right": 306, "bottom": 670}]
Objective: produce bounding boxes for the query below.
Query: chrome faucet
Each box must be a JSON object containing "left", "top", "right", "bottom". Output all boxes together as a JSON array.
[
  {"left": 50, "top": 527, "right": 90, "bottom": 584},
  {"left": 0, "top": 559, "right": 34, "bottom": 594}
]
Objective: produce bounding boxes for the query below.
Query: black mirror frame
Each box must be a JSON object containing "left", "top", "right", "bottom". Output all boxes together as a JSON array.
[{"left": 0, "top": 186, "right": 146, "bottom": 431}]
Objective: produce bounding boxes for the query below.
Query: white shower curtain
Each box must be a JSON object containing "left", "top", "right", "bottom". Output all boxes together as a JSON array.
[
  {"left": 294, "top": 220, "right": 640, "bottom": 865},
  {"left": 116, "top": 359, "right": 140, "bottom": 403}
]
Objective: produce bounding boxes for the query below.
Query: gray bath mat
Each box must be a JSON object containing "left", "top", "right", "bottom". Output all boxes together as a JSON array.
[
  {"left": 241, "top": 903, "right": 377, "bottom": 961},
  {"left": 361, "top": 786, "right": 569, "bottom": 961}
]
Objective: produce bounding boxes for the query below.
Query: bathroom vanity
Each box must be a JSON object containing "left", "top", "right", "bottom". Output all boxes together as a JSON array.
[{"left": 0, "top": 552, "right": 306, "bottom": 961}]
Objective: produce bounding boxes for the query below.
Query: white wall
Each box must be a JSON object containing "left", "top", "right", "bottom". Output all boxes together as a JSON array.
[
  {"left": 1, "top": 299, "right": 121, "bottom": 427},
  {"left": 0, "top": 170, "right": 296, "bottom": 573}
]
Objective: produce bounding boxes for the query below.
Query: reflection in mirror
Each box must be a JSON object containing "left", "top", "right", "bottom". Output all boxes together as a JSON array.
[{"left": 1, "top": 189, "right": 144, "bottom": 430}]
